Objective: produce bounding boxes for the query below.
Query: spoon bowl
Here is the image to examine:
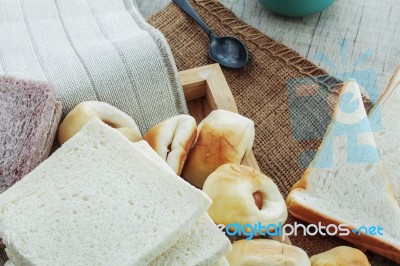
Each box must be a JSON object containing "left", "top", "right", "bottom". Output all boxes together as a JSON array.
[
  {"left": 209, "top": 35, "right": 248, "bottom": 68},
  {"left": 173, "top": 0, "right": 249, "bottom": 68}
]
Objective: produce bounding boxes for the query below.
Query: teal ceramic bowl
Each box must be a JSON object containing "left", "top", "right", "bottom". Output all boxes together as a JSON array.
[{"left": 258, "top": 0, "right": 336, "bottom": 17}]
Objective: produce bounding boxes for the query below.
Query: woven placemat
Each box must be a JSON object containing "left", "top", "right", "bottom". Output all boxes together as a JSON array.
[{"left": 149, "top": 1, "right": 393, "bottom": 265}]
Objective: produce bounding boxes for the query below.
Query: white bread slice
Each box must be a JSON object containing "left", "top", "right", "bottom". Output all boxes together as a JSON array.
[
  {"left": 5, "top": 217, "right": 230, "bottom": 266},
  {"left": 150, "top": 215, "right": 231, "bottom": 266},
  {"left": 0, "top": 118, "right": 211, "bottom": 266},
  {"left": 287, "top": 81, "right": 400, "bottom": 263},
  {"left": 132, "top": 143, "right": 232, "bottom": 265},
  {"left": 369, "top": 65, "right": 400, "bottom": 203}
]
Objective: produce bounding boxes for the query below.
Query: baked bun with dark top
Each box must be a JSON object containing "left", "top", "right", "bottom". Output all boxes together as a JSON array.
[
  {"left": 203, "top": 164, "right": 287, "bottom": 230},
  {"left": 182, "top": 109, "right": 255, "bottom": 188},
  {"left": 310, "top": 246, "right": 370, "bottom": 266},
  {"left": 57, "top": 101, "right": 142, "bottom": 145},
  {"left": 143, "top": 115, "right": 197, "bottom": 175},
  {"left": 226, "top": 239, "right": 310, "bottom": 266}
]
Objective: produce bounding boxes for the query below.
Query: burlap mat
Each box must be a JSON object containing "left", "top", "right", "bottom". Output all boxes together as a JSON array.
[{"left": 149, "top": 1, "right": 393, "bottom": 265}]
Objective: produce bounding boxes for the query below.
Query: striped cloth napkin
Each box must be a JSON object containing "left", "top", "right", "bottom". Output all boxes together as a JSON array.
[{"left": 0, "top": 0, "right": 188, "bottom": 134}]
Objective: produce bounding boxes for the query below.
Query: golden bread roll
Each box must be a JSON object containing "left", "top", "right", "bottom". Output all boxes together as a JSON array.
[
  {"left": 203, "top": 164, "right": 287, "bottom": 229},
  {"left": 227, "top": 239, "right": 310, "bottom": 266},
  {"left": 310, "top": 246, "right": 370, "bottom": 266},
  {"left": 143, "top": 115, "right": 197, "bottom": 175},
  {"left": 57, "top": 101, "right": 142, "bottom": 145},
  {"left": 182, "top": 109, "right": 254, "bottom": 188}
]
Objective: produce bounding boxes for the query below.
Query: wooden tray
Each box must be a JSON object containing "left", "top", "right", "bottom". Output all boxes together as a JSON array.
[
  {"left": 179, "top": 63, "right": 260, "bottom": 171},
  {"left": 179, "top": 64, "right": 291, "bottom": 245}
]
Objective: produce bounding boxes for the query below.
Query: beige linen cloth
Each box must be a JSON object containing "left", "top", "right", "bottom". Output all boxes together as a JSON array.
[
  {"left": 0, "top": 0, "right": 187, "bottom": 264},
  {"left": 0, "top": 0, "right": 187, "bottom": 135}
]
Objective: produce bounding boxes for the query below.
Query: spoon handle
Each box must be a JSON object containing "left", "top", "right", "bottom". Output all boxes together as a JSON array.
[{"left": 172, "top": 0, "right": 213, "bottom": 37}]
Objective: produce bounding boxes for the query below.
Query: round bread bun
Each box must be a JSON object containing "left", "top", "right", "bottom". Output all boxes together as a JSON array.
[
  {"left": 182, "top": 109, "right": 255, "bottom": 188},
  {"left": 227, "top": 239, "right": 310, "bottom": 266},
  {"left": 143, "top": 115, "right": 197, "bottom": 175},
  {"left": 57, "top": 101, "right": 142, "bottom": 145},
  {"left": 202, "top": 163, "right": 287, "bottom": 229},
  {"left": 310, "top": 246, "right": 370, "bottom": 266}
]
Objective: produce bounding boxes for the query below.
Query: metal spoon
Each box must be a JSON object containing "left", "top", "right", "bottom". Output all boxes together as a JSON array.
[{"left": 172, "top": 0, "right": 249, "bottom": 68}]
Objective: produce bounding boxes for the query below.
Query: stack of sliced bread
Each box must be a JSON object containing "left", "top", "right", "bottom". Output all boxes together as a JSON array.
[
  {"left": 287, "top": 79, "right": 400, "bottom": 263},
  {"left": 0, "top": 119, "right": 231, "bottom": 265}
]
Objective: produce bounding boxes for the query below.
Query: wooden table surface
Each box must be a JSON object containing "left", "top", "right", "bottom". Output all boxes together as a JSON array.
[{"left": 138, "top": 0, "right": 400, "bottom": 99}]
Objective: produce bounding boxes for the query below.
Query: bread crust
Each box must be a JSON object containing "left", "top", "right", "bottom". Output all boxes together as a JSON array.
[
  {"left": 182, "top": 110, "right": 255, "bottom": 188},
  {"left": 291, "top": 168, "right": 310, "bottom": 190},
  {"left": 41, "top": 102, "right": 62, "bottom": 157},
  {"left": 178, "top": 129, "right": 197, "bottom": 174},
  {"left": 375, "top": 65, "right": 400, "bottom": 106},
  {"left": 143, "top": 115, "right": 197, "bottom": 175},
  {"left": 287, "top": 196, "right": 400, "bottom": 263}
]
